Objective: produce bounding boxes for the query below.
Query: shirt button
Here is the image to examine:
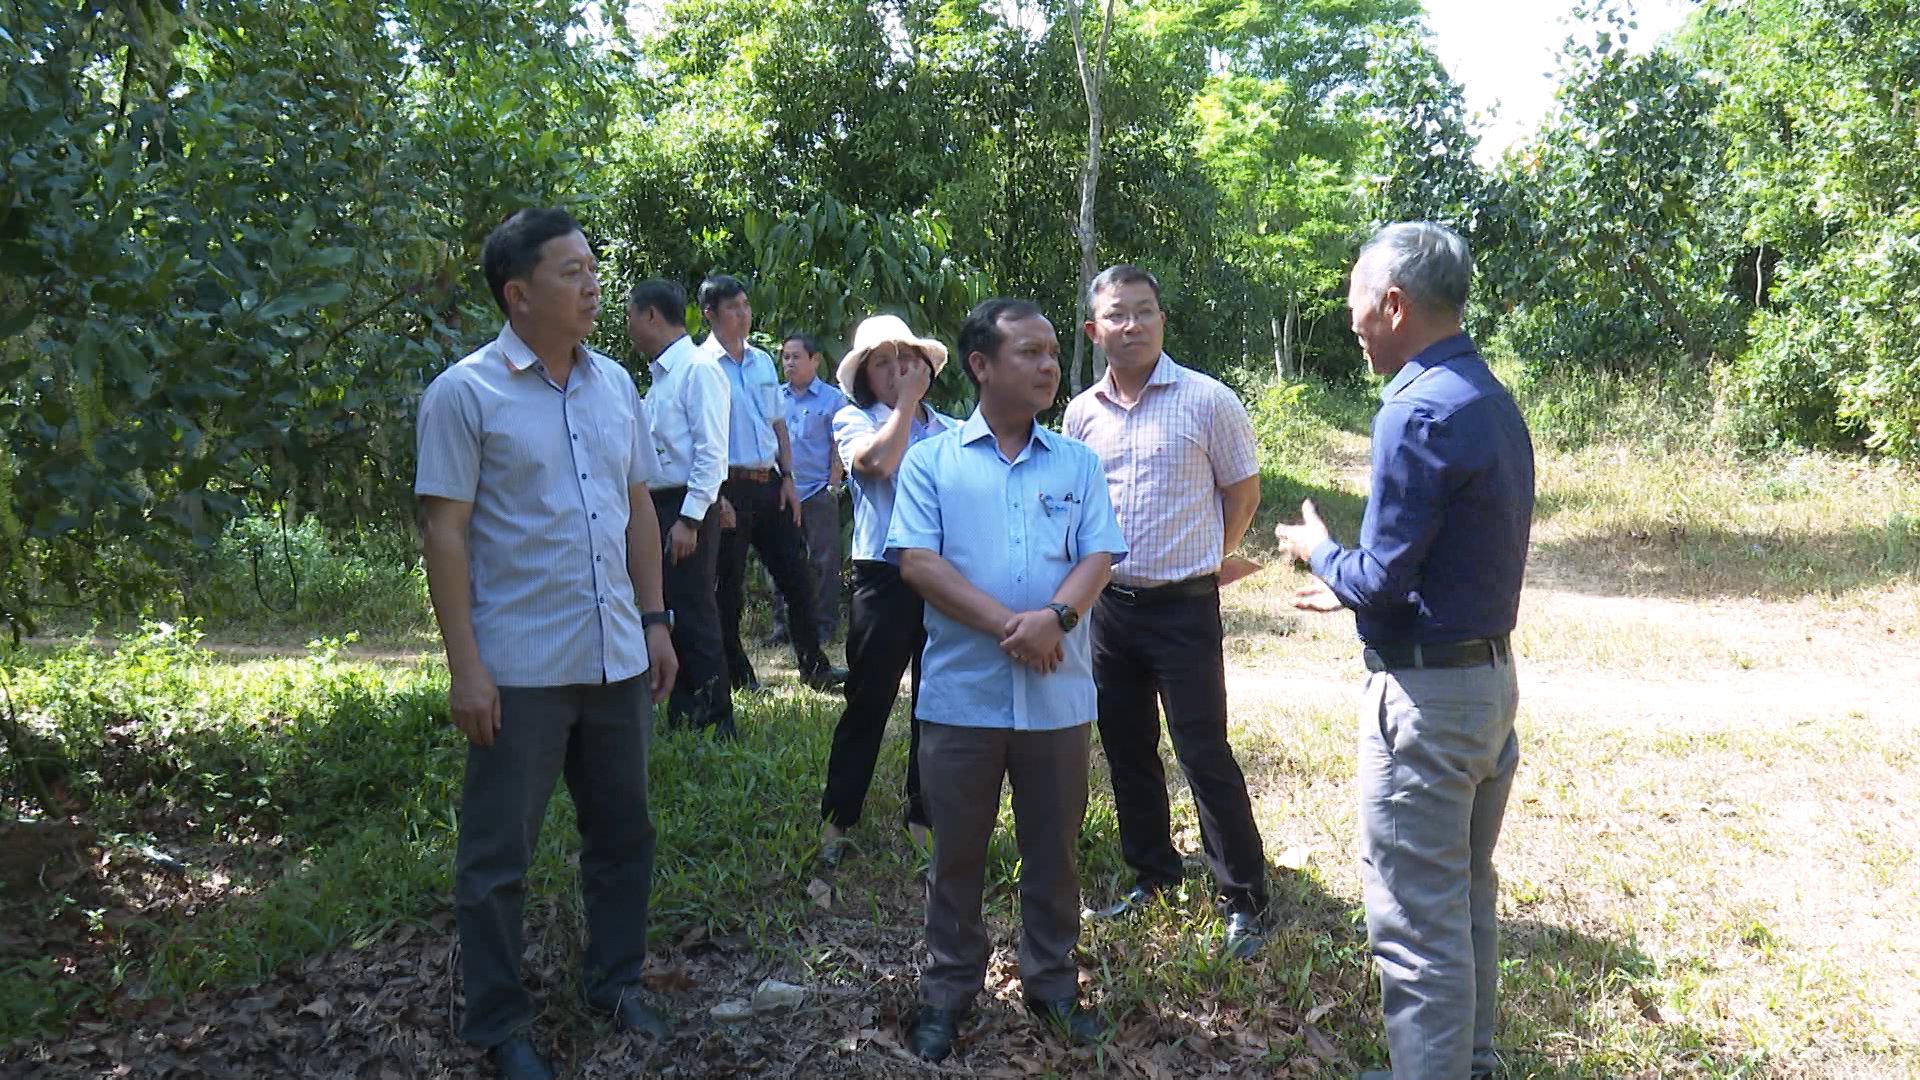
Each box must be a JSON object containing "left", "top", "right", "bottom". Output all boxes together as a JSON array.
[
  {"left": 591, "top": 512, "right": 598, "bottom": 520},
  {"left": 580, "top": 472, "right": 588, "bottom": 479},
  {"left": 572, "top": 434, "right": 579, "bottom": 440}
]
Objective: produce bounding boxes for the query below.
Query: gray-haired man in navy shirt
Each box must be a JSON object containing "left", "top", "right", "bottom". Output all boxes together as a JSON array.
[{"left": 1278, "top": 222, "right": 1534, "bottom": 1080}]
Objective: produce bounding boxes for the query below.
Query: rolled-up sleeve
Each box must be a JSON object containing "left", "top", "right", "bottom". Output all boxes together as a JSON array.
[
  {"left": 683, "top": 361, "right": 731, "bottom": 521},
  {"left": 884, "top": 440, "right": 943, "bottom": 557},
  {"left": 415, "top": 372, "right": 481, "bottom": 502}
]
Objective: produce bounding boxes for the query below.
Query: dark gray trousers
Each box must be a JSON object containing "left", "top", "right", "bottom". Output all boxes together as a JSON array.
[
  {"left": 1359, "top": 656, "right": 1519, "bottom": 1079},
  {"left": 772, "top": 489, "right": 842, "bottom": 641},
  {"left": 454, "top": 677, "right": 655, "bottom": 1047},
  {"left": 917, "top": 721, "right": 1089, "bottom": 1010}
]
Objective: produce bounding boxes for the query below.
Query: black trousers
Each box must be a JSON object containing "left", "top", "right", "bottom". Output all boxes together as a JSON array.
[
  {"left": 820, "top": 560, "right": 926, "bottom": 829},
  {"left": 652, "top": 487, "right": 733, "bottom": 735},
  {"left": 454, "top": 677, "right": 654, "bottom": 1047},
  {"left": 1091, "top": 585, "right": 1268, "bottom": 914},
  {"left": 716, "top": 474, "right": 830, "bottom": 684}
]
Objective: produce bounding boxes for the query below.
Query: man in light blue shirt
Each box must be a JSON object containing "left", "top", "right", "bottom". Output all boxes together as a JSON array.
[
  {"left": 887, "top": 298, "right": 1128, "bottom": 1063},
  {"left": 766, "top": 332, "right": 849, "bottom": 647},
  {"left": 698, "top": 275, "right": 841, "bottom": 692}
]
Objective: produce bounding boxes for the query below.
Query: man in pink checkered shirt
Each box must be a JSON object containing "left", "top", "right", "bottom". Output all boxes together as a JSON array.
[{"left": 1063, "top": 263, "right": 1270, "bottom": 961}]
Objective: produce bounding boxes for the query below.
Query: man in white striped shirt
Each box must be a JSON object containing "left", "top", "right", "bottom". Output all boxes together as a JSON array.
[{"left": 1063, "top": 263, "right": 1270, "bottom": 961}]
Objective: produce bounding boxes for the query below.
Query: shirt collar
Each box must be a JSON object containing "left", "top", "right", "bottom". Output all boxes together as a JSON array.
[
  {"left": 1092, "top": 352, "right": 1178, "bottom": 404},
  {"left": 1380, "top": 332, "right": 1475, "bottom": 402},
  {"left": 700, "top": 334, "right": 753, "bottom": 365},
  {"left": 653, "top": 333, "right": 695, "bottom": 372},
  {"left": 496, "top": 321, "right": 591, "bottom": 378},
  {"left": 959, "top": 408, "right": 1055, "bottom": 457},
  {"left": 783, "top": 375, "right": 821, "bottom": 399}
]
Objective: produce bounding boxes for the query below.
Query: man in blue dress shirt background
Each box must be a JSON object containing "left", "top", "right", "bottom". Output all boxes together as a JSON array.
[
  {"left": 765, "top": 332, "right": 848, "bottom": 648},
  {"left": 1278, "top": 222, "right": 1535, "bottom": 1080},
  {"left": 887, "top": 298, "right": 1129, "bottom": 1064}
]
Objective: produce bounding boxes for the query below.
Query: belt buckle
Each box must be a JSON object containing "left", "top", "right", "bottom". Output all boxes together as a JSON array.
[{"left": 1108, "top": 583, "right": 1139, "bottom": 603}]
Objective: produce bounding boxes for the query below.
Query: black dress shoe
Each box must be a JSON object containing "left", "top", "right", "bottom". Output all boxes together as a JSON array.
[
  {"left": 487, "top": 1037, "right": 557, "bottom": 1080},
  {"left": 611, "top": 995, "right": 670, "bottom": 1039},
  {"left": 1025, "top": 997, "right": 1108, "bottom": 1045},
  {"left": 802, "top": 664, "right": 848, "bottom": 691},
  {"left": 907, "top": 1005, "right": 968, "bottom": 1062},
  {"left": 1222, "top": 910, "right": 1266, "bottom": 960},
  {"left": 1086, "top": 884, "right": 1163, "bottom": 922}
]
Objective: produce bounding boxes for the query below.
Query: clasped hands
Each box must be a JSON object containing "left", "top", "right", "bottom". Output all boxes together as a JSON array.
[{"left": 1000, "top": 608, "right": 1065, "bottom": 674}]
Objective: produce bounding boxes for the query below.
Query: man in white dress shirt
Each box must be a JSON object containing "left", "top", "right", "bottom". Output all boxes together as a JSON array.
[{"left": 627, "top": 278, "right": 736, "bottom": 736}]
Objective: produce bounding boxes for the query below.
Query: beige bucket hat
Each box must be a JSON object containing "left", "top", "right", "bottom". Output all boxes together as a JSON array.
[{"left": 835, "top": 314, "right": 950, "bottom": 391}]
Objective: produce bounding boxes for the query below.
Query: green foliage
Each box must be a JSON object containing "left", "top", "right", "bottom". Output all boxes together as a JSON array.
[
  {"left": 0, "top": 0, "right": 605, "bottom": 633},
  {"left": 189, "top": 518, "right": 431, "bottom": 639},
  {"left": 1685, "top": 0, "right": 1920, "bottom": 456},
  {"left": 741, "top": 195, "right": 987, "bottom": 407},
  {"left": 1483, "top": 12, "right": 1740, "bottom": 373}
]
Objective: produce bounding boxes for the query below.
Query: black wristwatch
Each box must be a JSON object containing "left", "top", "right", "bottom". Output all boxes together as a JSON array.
[
  {"left": 1046, "top": 602, "right": 1079, "bottom": 633},
  {"left": 641, "top": 610, "right": 675, "bottom": 630}
]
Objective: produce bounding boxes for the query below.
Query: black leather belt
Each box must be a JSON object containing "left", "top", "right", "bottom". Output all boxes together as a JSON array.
[
  {"left": 1102, "top": 574, "right": 1219, "bottom": 606},
  {"left": 1364, "top": 636, "right": 1510, "bottom": 673},
  {"left": 727, "top": 466, "right": 776, "bottom": 483}
]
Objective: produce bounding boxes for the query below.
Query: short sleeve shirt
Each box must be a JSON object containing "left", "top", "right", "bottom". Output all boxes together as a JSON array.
[
  {"left": 885, "top": 411, "right": 1128, "bottom": 731},
  {"left": 833, "top": 400, "right": 954, "bottom": 562},
  {"left": 415, "top": 322, "right": 660, "bottom": 688},
  {"left": 781, "top": 376, "right": 850, "bottom": 500},
  {"left": 701, "top": 337, "right": 783, "bottom": 468}
]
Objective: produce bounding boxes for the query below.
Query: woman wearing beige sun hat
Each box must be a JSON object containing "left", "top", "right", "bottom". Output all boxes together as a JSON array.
[{"left": 818, "top": 314, "right": 957, "bottom": 867}]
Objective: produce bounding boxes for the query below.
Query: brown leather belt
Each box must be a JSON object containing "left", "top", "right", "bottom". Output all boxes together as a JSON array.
[{"left": 727, "top": 466, "right": 776, "bottom": 483}]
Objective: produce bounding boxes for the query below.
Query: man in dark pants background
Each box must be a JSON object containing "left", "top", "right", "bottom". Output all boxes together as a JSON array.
[
  {"left": 1279, "top": 222, "right": 1534, "bottom": 1080},
  {"left": 417, "top": 209, "right": 678, "bottom": 1080},
  {"left": 1065, "top": 263, "right": 1269, "bottom": 960},
  {"left": 697, "top": 274, "right": 844, "bottom": 692},
  {"left": 627, "top": 278, "right": 735, "bottom": 736}
]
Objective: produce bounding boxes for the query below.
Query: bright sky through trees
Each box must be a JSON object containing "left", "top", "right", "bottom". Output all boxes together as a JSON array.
[{"left": 1423, "top": 0, "right": 1695, "bottom": 161}]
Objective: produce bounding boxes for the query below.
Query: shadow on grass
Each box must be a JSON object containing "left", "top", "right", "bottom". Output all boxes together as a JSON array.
[
  {"left": 1495, "top": 920, "right": 1763, "bottom": 1078},
  {"left": 1256, "top": 472, "right": 1370, "bottom": 546},
  {"left": 1531, "top": 523, "right": 1920, "bottom": 602}
]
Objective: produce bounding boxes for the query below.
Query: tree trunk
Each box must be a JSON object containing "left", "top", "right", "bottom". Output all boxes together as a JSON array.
[
  {"left": 1285, "top": 296, "right": 1298, "bottom": 378},
  {"left": 1064, "top": 0, "right": 1115, "bottom": 395},
  {"left": 1626, "top": 251, "right": 1709, "bottom": 366}
]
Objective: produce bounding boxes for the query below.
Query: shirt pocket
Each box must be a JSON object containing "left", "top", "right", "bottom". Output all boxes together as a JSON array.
[{"left": 1038, "top": 494, "right": 1081, "bottom": 564}]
